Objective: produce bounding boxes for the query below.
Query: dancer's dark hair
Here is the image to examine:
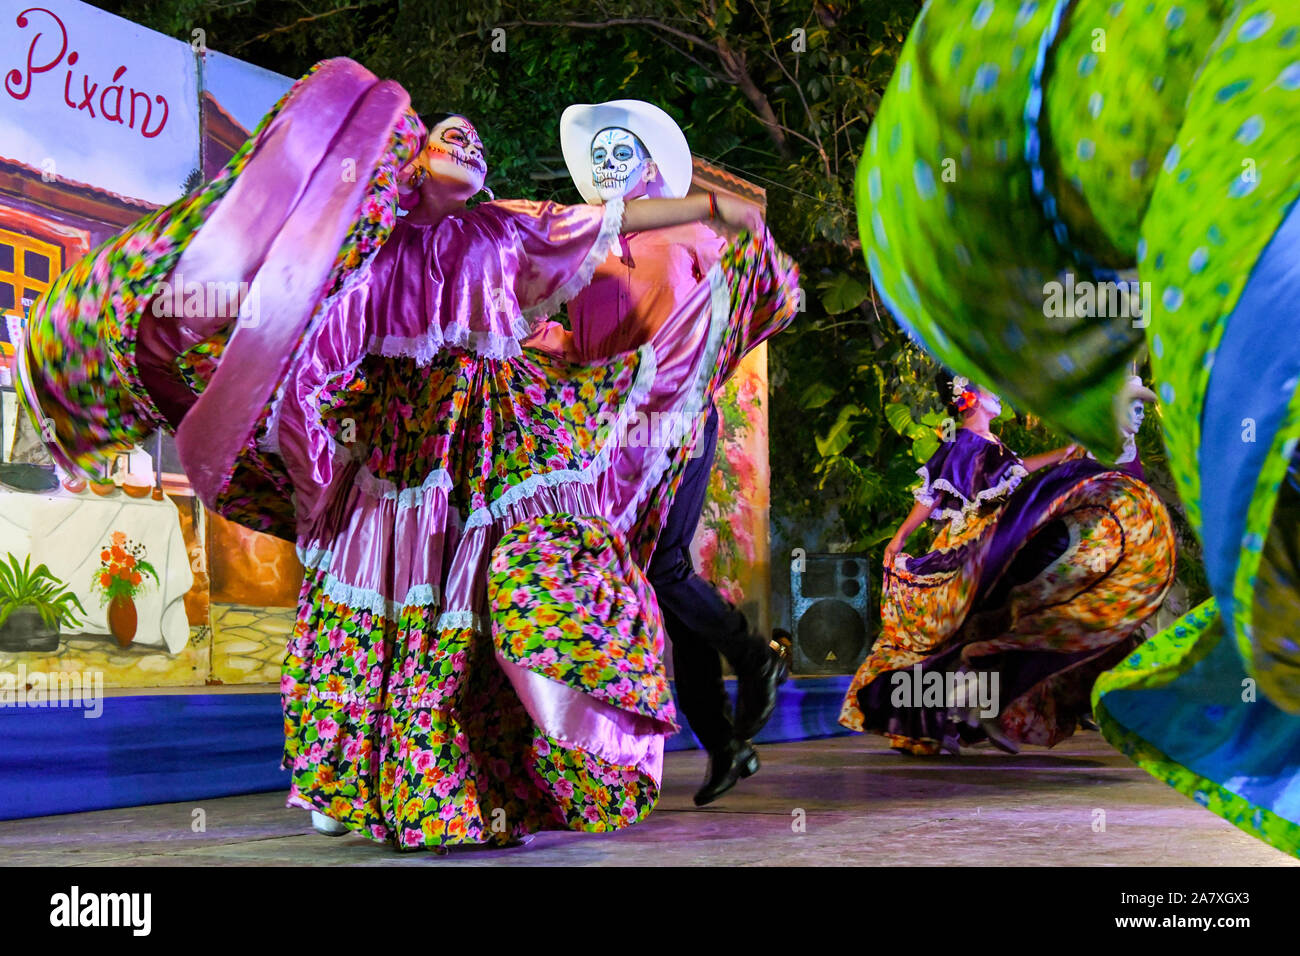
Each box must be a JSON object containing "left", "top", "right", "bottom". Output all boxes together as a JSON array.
[
  {"left": 419, "top": 111, "right": 460, "bottom": 130},
  {"left": 935, "top": 369, "right": 964, "bottom": 418},
  {"left": 417, "top": 111, "right": 468, "bottom": 150}
]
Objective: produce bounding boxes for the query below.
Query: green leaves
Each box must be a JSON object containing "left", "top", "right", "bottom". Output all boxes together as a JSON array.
[
  {"left": 884, "top": 401, "right": 916, "bottom": 438},
  {"left": 815, "top": 404, "right": 861, "bottom": 457},
  {"left": 886, "top": 402, "right": 945, "bottom": 463},
  {"left": 819, "top": 272, "right": 871, "bottom": 315},
  {"left": 913, "top": 429, "right": 941, "bottom": 463},
  {"left": 0, "top": 553, "right": 85, "bottom": 630},
  {"left": 799, "top": 381, "right": 838, "bottom": 410}
]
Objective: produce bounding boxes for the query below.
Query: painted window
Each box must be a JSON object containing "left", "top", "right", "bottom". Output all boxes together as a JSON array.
[{"left": 0, "top": 227, "right": 63, "bottom": 326}]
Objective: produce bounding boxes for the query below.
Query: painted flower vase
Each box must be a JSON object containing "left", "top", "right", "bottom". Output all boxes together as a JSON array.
[{"left": 108, "top": 594, "right": 137, "bottom": 648}]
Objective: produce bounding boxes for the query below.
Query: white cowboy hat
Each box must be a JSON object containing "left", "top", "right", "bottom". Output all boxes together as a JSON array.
[{"left": 560, "top": 99, "right": 693, "bottom": 203}]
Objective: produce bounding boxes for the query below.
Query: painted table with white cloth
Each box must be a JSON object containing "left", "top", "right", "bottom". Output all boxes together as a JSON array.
[{"left": 0, "top": 488, "right": 194, "bottom": 652}]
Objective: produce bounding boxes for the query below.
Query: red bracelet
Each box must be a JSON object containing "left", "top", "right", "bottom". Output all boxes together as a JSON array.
[{"left": 707, "top": 191, "right": 718, "bottom": 220}]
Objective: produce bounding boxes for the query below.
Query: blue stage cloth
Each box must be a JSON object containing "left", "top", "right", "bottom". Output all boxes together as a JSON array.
[{"left": 0, "top": 677, "right": 853, "bottom": 821}]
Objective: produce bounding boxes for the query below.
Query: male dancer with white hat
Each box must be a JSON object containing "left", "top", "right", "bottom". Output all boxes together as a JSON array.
[{"left": 548, "top": 99, "right": 788, "bottom": 805}]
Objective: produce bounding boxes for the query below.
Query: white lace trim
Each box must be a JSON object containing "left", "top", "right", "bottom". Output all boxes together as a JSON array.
[
  {"left": 916, "top": 463, "right": 1029, "bottom": 534},
  {"left": 611, "top": 261, "right": 730, "bottom": 535},
  {"left": 353, "top": 465, "right": 454, "bottom": 509},
  {"left": 435, "top": 609, "right": 482, "bottom": 632},
  {"left": 462, "top": 341, "right": 658, "bottom": 529},
  {"left": 368, "top": 322, "right": 524, "bottom": 365},
  {"left": 319, "top": 573, "right": 438, "bottom": 619},
  {"left": 295, "top": 544, "right": 442, "bottom": 618},
  {"left": 299, "top": 543, "right": 479, "bottom": 624},
  {"left": 521, "top": 196, "right": 626, "bottom": 323}
]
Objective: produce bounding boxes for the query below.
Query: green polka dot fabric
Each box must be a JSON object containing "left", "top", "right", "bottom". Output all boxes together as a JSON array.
[
  {"left": 1093, "top": 600, "right": 1300, "bottom": 857},
  {"left": 1044, "top": 0, "right": 1233, "bottom": 262},
  {"left": 860, "top": 0, "right": 1300, "bottom": 857},
  {"left": 1140, "top": 5, "right": 1300, "bottom": 694},
  {"left": 858, "top": 0, "right": 1147, "bottom": 461}
]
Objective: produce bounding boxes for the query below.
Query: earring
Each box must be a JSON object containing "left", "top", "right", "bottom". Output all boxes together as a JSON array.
[{"left": 479, "top": 185, "right": 495, "bottom": 201}]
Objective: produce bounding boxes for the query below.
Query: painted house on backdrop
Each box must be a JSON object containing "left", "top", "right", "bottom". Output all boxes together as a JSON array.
[
  {"left": 201, "top": 50, "right": 292, "bottom": 176},
  {"left": 0, "top": 0, "right": 299, "bottom": 688},
  {"left": 0, "top": 2, "right": 199, "bottom": 339}
]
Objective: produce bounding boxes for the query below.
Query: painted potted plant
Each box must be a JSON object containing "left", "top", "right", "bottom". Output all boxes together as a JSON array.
[
  {"left": 0, "top": 554, "right": 87, "bottom": 653},
  {"left": 91, "top": 532, "right": 159, "bottom": 648}
]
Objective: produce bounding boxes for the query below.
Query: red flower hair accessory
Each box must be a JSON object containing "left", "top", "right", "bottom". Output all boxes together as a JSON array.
[{"left": 951, "top": 375, "right": 978, "bottom": 413}]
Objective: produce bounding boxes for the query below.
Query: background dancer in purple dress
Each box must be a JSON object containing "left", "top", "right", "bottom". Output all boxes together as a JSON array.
[{"left": 840, "top": 373, "right": 1175, "bottom": 756}]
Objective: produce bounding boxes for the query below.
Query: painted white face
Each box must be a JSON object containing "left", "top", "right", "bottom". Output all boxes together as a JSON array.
[
  {"left": 1124, "top": 398, "right": 1146, "bottom": 436},
  {"left": 421, "top": 115, "right": 487, "bottom": 196},
  {"left": 590, "top": 127, "right": 649, "bottom": 201},
  {"left": 979, "top": 389, "right": 1003, "bottom": 418}
]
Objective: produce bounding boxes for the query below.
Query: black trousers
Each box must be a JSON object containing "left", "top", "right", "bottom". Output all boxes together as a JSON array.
[{"left": 647, "top": 405, "right": 764, "bottom": 752}]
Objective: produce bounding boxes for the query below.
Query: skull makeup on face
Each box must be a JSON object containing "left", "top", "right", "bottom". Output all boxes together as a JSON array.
[
  {"left": 590, "top": 127, "right": 652, "bottom": 202},
  {"left": 1124, "top": 398, "right": 1146, "bottom": 436},
  {"left": 979, "top": 390, "right": 1003, "bottom": 418},
  {"left": 1118, "top": 375, "right": 1154, "bottom": 438},
  {"left": 420, "top": 115, "right": 487, "bottom": 197}
]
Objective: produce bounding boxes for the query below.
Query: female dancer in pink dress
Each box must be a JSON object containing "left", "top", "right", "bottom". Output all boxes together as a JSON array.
[{"left": 18, "top": 59, "right": 799, "bottom": 850}]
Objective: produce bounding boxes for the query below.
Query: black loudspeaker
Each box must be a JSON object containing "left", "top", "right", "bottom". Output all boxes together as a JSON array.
[{"left": 789, "top": 552, "right": 871, "bottom": 674}]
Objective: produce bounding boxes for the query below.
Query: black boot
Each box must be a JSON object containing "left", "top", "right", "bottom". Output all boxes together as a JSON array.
[
  {"left": 693, "top": 739, "right": 760, "bottom": 807},
  {"left": 733, "top": 640, "right": 790, "bottom": 741},
  {"left": 979, "top": 714, "right": 1021, "bottom": 754}
]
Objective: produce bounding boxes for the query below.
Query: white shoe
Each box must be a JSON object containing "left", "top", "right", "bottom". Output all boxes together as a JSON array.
[{"left": 310, "top": 810, "right": 349, "bottom": 836}]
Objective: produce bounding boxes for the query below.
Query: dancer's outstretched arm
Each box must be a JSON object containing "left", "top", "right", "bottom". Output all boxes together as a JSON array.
[
  {"left": 883, "top": 500, "right": 936, "bottom": 568},
  {"left": 1022, "top": 444, "right": 1078, "bottom": 473},
  {"left": 621, "top": 192, "right": 763, "bottom": 235}
]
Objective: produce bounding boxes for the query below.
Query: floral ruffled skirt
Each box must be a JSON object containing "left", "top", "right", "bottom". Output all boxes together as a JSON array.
[
  {"left": 840, "top": 459, "right": 1176, "bottom": 753},
  {"left": 273, "top": 341, "right": 683, "bottom": 848},
  {"left": 283, "top": 513, "right": 673, "bottom": 848},
  {"left": 272, "top": 231, "right": 797, "bottom": 847}
]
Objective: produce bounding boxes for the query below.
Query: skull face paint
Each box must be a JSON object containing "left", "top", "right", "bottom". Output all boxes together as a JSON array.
[
  {"left": 590, "top": 127, "right": 650, "bottom": 202},
  {"left": 421, "top": 115, "right": 487, "bottom": 196},
  {"left": 1123, "top": 398, "right": 1146, "bottom": 436}
]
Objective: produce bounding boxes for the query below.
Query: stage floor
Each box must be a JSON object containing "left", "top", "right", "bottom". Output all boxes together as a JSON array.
[{"left": 2, "top": 734, "right": 1295, "bottom": 866}]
